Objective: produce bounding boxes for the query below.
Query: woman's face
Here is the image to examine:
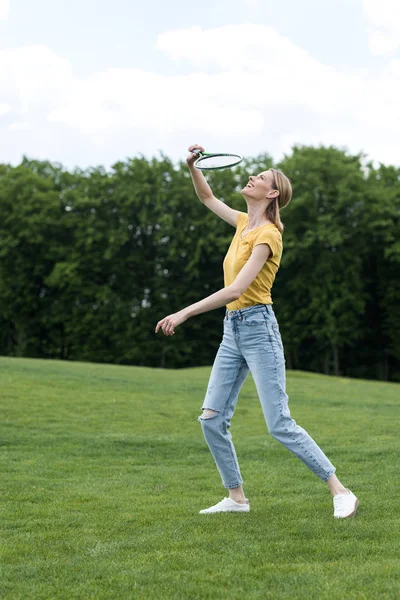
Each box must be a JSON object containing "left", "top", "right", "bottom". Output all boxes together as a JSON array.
[{"left": 241, "top": 170, "right": 277, "bottom": 202}]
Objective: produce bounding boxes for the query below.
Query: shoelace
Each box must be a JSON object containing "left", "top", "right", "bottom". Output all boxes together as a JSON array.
[
  {"left": 215, "top": 498, "right": 230, "bottom": 506},
  {"left": 335, "top": 496, "right": 346, "bottom": 508},
  {"left": 334, "top": 493, "right": 351, "bottom": 510}
]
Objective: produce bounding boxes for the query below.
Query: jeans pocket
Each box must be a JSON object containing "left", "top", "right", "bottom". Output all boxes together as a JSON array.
[{"left": 243, "top": 311, "right": 268, "bottom": 326}]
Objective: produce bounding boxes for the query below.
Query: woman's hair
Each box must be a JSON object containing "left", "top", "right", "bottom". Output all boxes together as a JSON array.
[{"left": 266, "top": 168, "right": 292, "bottom": 233}]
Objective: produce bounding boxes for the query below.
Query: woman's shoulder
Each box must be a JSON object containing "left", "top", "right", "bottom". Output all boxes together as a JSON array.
[
  {"left": 261, "top": 222, "right": 282, "bottom": 238},
  {"left": 269, "top": 223, "right": 282, "bottom": 236}
]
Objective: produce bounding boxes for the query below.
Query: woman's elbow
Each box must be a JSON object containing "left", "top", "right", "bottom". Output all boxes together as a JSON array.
[{"left": 229, "top": 286, "right": 242, "bottom": 301}]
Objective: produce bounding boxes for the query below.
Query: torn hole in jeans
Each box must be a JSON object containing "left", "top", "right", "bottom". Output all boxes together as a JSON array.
[{"left": 199, "top": 408, "right": 219, "bottom": 419}]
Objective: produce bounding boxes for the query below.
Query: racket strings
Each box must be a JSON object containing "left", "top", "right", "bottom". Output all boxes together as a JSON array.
[{"left": 195, "top": 154, "right": 242, "bottom": 170}]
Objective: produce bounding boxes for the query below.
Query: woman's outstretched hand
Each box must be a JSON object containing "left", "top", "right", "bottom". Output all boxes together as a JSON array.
[
  {"left": 155, "top": 309, "right": 190, "bottom": 336},
  {"left": 187, "top": 144, "right": 205, "bottom": 167}
]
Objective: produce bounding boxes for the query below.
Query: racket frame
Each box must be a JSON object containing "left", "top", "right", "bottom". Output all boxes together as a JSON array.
[{"left": 192, "top": 150, "right": 242, "bottom": 170}]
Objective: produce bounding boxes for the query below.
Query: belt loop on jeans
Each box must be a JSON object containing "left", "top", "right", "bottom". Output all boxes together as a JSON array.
[{"left": 227, "top": 308, "right": 242, "bottom": 319}]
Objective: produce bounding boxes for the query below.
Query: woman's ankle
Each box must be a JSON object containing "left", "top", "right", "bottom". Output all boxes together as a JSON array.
[
  {"left": 228, "top": 487, "right": 247, "bottom": 503},
  {"left": 326, "top": 473, "right": 348, "bottom": 496},
  {"left": 229, "top": 496, "right": 247, "bottom": 504}
]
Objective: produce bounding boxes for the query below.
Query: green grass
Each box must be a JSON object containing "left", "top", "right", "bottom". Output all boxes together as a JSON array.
[{"left": 0, "top": 356, "right": 399, "bottom": 599}]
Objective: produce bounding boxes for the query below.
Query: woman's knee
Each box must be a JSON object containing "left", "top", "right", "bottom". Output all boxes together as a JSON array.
[
  {"left": 198, "top": 408, "right": 220, "bottom": 429},
  {"left": 201, "top": 409, "right": 218, "bottom": 419}
]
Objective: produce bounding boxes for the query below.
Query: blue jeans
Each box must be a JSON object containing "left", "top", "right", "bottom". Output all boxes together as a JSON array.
[{"left": 198, "top": 304, "right": 336, "bottom": 488}]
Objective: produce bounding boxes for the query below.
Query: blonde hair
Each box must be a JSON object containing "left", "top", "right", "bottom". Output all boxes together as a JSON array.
[{"left": 266, "top": 168, "right": 292, "bottom": 233}]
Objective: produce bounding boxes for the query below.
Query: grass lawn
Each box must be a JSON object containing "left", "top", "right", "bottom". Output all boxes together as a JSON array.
[{"left": 0, "top": 356, "right": 399, "bottom": 599}]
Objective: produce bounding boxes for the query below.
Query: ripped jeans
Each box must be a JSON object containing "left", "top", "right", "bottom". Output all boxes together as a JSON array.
[{"left": 198, "top": 304, "right": 336, "bottom": 488}]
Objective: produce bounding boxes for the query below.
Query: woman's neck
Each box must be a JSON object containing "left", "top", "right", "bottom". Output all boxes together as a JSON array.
[{"left": 246, "top": 208, "right": 271, "bottom": 229}]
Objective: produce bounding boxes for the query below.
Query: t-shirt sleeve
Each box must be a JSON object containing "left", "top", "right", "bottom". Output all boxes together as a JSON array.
[
  {"left": 236, "top": 212, "right": 248, "bottom": 229},
  {"left": 252, "top": 227, "right": 282, "bottom": 259}
]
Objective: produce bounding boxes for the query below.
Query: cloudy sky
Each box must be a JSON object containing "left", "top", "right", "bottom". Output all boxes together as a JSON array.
[{"left": 1, "top": 0, "right": 400, "bottom": 168}]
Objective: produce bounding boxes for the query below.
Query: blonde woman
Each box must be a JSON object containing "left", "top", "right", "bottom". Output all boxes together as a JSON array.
[{"left": 155, "top": 144, "right": 359, "bottom": 519}]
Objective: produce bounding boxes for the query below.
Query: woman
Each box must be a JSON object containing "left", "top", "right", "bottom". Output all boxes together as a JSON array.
[{"left": 155, "top": 144, "right": 359, "bottom": 518}]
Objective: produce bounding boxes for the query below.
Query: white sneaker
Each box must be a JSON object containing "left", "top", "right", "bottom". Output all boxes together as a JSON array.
[
  {"left": 199, "top": 497, "right": 250, "bottom": 514},
  {"left": 333, "top": 488, "right": 359, "bottom": 518}
]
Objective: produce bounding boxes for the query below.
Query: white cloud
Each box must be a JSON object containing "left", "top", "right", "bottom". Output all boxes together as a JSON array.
[
  {"left": 384, "top": 59, "right": 400, "bottom": 76},
  {"left": 1, "top": 24, "right": 400, "bottom": 168},
  {"left": 47, "top": 68, "right": 264, "bottom": 136},
  {"left": 0, "top": 45, "right": 72, "bottom": 118},
  {"left": 363, "top": 0, "right": 400, "bottom": 56},
  {"left": 8, "top": 121, "right": 31, "bottom": 131},
  {"left": 0, "top": 0, "right": 9, "bottom": 20},
  {"left": 238, "top": 0, "right": 261, "bottom": 7},
  {"left": 157, "top": 25, "right": 316, "bottom": 75},
  {"left": 363, "top": 0, "right": 400, "bottom": 32},
  {"left": 0, "top": 102, "right": 11, "bottom": 115}
]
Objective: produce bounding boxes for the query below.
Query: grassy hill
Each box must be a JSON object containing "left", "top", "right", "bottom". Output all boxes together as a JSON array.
[{"left": 0, "top": 357, "right": 399, "bottom": 599}]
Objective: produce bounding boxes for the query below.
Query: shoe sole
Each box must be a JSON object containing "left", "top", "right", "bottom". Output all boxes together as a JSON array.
[
  {"left": 199, "top": 508, "right": 250, "bottom": 514},
  {"left": 335, "top": 497, "right": 359, "bottom": 519}
]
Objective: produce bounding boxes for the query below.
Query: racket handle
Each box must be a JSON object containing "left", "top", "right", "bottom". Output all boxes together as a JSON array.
[{"left": 192, "top": 149, "right": 203, "bottom": 156}]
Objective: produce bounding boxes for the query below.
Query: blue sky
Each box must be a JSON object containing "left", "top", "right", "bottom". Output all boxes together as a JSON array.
[
  {"left": 1, "top": 0, "right": 400, "bottom": 168},
  {"left": 1, "top": 0, "right": 368, "bottom": 73}
]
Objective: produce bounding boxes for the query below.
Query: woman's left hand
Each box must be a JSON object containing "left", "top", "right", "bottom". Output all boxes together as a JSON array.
[{"left": 155, "top": 309, "right": 189, "bottom": 336}]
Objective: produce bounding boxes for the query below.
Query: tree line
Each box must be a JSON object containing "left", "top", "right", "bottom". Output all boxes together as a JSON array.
[{"left": 0, "top": 145, "right": 399, "bottom": 381}]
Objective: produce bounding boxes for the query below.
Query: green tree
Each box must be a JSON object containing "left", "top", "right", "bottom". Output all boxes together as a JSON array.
[
  {"left": 276, "top": 146, "right": 368, "bottom": 376},
  {"left": 0, "top": 148, "right": 399, "bottom": 381}
]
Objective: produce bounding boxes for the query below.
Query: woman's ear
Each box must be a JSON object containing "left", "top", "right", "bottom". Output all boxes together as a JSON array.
[{"left": 267, "top": 189, "right": 279, "bottom": 199}]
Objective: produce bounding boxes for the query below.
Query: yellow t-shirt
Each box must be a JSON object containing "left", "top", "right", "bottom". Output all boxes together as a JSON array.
[{"left": 223, "top": 212, "right": 283, "bottom": 310}]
